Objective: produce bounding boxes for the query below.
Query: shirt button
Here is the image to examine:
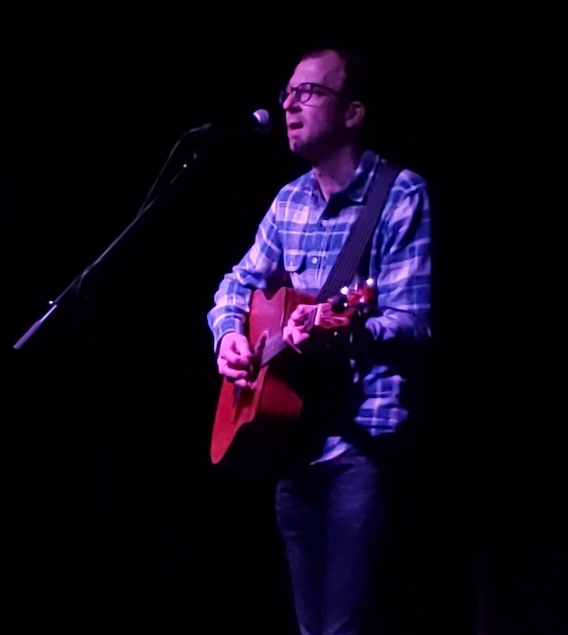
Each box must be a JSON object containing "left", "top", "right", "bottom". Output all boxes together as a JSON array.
[{"left": 311, "top": 257, "right": 318, "bottom": 264}]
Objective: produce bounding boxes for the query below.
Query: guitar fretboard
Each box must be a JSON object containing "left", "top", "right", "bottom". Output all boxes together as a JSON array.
[
  {"left": 259, "top": 333, "right": 287, "bottom": 366},
  {"left": 258, "top": 309, "right": 318, "bottom": 366}
]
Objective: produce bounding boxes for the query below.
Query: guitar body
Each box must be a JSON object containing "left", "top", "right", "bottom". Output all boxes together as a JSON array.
[
  {"left": 211, "top": 287, "right": 317, "bottom": 468},
  {"left": 210, "top": 283, "right": 372, "bottom": 471}
]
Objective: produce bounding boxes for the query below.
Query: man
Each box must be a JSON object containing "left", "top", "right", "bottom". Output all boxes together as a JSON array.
[{"left": 207, "top": 47, "right": 431, "bottom": 635}]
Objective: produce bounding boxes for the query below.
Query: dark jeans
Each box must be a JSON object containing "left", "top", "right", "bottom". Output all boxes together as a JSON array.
[{"left": 275, "top": 441, "right": 393, "bottom": 635}]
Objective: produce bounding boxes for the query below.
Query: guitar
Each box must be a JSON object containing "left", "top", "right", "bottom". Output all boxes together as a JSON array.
[{"left": 210, "top": 282, "right": 373, "bottom": 469}]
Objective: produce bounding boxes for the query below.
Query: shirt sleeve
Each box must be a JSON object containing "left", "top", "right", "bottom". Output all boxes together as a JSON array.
[
  {"left": 360, "top": 172, "right": 431, "bottom": 353},
  {"left": 206, "top": 198, "right": 283, "bottom": 352}
]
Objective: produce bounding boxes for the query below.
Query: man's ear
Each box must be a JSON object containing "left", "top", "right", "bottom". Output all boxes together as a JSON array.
[{"left": 345, "top": 101, "right": 365, "bottom": 129}]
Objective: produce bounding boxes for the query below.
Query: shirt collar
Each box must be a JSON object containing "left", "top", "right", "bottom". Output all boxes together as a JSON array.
[{"left": 303, "top": 150, "right": 380, "bottom": 206}]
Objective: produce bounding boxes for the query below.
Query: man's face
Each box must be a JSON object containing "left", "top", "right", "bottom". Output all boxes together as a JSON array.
[{"left": 282, "top": 51, "right": 350, "bottom": 162}]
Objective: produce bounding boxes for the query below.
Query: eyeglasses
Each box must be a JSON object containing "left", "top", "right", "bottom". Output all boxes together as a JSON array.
[{"left": 278, "top": 82, "right": 343, "bottom": 106}]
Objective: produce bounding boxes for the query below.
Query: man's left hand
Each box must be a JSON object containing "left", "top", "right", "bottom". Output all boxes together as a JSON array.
[{"left": 282, "top": 304, "right": 317, "bottom": 350}]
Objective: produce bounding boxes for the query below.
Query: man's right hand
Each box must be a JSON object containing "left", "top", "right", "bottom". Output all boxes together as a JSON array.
[{"left": 217, "top": 332, "right": 253, "bottom": 388}]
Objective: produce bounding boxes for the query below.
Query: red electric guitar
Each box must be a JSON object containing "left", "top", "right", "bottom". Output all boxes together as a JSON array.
[{"left": 210, "top": 282, "right": 373, "bottom": 468}]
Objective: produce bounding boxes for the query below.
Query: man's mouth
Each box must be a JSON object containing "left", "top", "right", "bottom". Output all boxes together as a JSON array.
[{"left": 288, "top": 122, "right": 303, "bottom": 130}]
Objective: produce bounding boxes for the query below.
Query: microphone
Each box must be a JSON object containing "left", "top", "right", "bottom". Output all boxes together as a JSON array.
[{"left": 184, "top": 109, "right": 271, "bottom": 138}]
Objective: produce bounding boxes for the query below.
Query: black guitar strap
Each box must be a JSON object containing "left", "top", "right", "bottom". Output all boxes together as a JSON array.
[{"left": 316, "top": 161, "right": 402, "bottom": 303}]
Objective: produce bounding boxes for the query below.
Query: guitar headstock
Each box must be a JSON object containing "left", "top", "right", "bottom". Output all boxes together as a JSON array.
[{"left": 314, "top": 278, "right": 375, "bottom": 331}]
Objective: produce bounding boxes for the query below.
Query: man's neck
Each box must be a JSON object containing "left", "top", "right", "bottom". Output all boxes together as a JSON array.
[{"left": 312, "top": 145, "right": 364, "bottom": 202}]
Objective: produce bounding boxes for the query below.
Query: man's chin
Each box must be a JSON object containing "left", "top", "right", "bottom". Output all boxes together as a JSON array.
[{"left": 289, "top": 138, "right": 314, "bottom": 161}]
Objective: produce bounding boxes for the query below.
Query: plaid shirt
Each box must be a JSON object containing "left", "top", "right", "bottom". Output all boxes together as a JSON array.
[{"left": 208, "top": 150, "right": 431, "bottom": 460}]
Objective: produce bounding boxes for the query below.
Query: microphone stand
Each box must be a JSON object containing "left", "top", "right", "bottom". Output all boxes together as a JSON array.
[{"left": 13, "top": 128, "right": 209, "bottom": 350}]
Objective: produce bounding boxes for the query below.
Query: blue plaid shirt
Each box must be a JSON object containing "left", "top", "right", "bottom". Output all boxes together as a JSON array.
[{"left": 208, "top": 150, "right": 431, "bottom": 461}]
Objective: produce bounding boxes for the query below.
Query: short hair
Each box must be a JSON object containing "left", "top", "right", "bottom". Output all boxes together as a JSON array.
[
  {"left": 298, "top": 46, "right": 375, "bottom": 139},
  {"left": 299, "top": 47, "right": 372, "bottom": 107}
]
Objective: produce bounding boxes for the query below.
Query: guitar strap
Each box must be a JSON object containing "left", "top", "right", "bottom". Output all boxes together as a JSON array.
[{"left": 316, "top": 160, "right": 402, "bottom": 303}]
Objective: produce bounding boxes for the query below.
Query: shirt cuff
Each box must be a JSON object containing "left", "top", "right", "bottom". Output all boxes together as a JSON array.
[{"left": 213, "top": 318, "right": 246, "bottom": 353}]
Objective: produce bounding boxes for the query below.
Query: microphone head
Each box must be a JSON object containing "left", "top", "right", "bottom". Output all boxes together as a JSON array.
[
  {"left": 183, "top": 109, "right": 272, "bottom": 139},
  {"left": 252, "top": 109, "right": 271, "bottom": 132}
]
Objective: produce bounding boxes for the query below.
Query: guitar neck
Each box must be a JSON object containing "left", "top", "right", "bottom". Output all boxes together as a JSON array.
[
  {"left": 258, "top": 307, "right": 319, "bottom": 367},
  {"left": 259, "top": 332, "right": 287, "bottom": 366}
]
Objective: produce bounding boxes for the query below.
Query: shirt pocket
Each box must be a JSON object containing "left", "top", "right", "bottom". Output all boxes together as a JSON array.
[{"left": 283, "top": 252, "right": 318, "bottom": 293}]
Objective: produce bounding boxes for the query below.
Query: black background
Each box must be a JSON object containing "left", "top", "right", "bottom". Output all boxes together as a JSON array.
[{"left": 2, "top": 3, "right": 566, "bottom": 632}]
